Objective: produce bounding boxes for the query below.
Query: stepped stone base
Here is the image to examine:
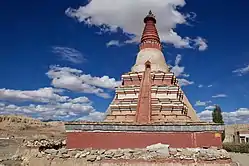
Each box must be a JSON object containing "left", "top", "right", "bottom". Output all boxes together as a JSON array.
[{"left": 65, "top": 122, "right": 224, "bottom": 149}]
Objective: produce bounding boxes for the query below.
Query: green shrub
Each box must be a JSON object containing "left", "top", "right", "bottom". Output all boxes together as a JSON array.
[
  {"left": 221, "top": 131, "right": 225, "bottom": 142},
  {"left": 223, "top": 143, "right": 249, "bottom": 153}
]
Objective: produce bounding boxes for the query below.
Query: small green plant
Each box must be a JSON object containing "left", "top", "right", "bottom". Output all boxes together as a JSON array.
[
  {"left": 223, "top": 143, "right": 249, "bottom": 153},
  {"left": 212, "top": 105, "right": 225, "bottom": 141},
  {"left": 212, "top": 105, "right": 224, "bottom": 124}
]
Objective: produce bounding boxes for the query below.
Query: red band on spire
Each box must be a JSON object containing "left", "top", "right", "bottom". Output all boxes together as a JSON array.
[{"left": 140, "top": 11, "right": 162, "bottom": 51}]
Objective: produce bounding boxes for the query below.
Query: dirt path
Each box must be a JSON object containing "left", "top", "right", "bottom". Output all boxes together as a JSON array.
[
  {"left": 230, "top": 152, "right": 249, "bottom": 166},
  {"left": 0, "top": 139, "right": 20, "bottom": 159}
]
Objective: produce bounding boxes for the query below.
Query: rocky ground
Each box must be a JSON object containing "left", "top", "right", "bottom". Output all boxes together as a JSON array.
[
  {"left": 0, "top": 115, "right": 248, "bottom": 166},
  {"left": 0, "top": 137, "right": 238, "bottom": 166},
  {"left": 0, "top": 115, "right": 65, "bottom": 165},
  {"left": 0, "top": 115, "right": 65, "bottom": 139},
  {"left": 0, "top": 139, "right": 234, "bottom": 166}
]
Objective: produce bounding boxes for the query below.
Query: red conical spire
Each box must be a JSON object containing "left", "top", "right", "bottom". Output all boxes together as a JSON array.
[{"left": 140, "top": 11, "right": 162, "bottom": 51}]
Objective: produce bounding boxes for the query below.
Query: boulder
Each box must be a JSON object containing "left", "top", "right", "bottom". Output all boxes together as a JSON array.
[
  {"left": 44, "top": 149, "right": 58, "bottom": 155},
  {"left": 58, "top": 148, "right": 68, "bottom": 154},
  {"left": 146, "top": 143, "right": 170, "bottom": 157},
  {"left": 74, "top": 152, "right": 82, "bottom": 158},
  {"left": 86, "top": 155, "right": 97, "bottom": 162}
]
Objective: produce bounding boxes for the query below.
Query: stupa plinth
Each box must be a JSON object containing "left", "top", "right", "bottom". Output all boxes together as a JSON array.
[{"left": 65, "top": 11, "right": 224, "bottom": 149}]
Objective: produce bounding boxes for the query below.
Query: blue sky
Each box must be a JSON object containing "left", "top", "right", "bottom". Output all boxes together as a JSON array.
[{"left": 0, "top": 0, "right": 249, "bottom": 123}]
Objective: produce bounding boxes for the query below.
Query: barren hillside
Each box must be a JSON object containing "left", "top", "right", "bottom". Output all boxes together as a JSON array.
[{"left": 0, "top": 115, "right": 65, "bottom": 139}]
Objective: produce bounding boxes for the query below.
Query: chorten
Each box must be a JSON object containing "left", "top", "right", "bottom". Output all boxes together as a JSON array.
[
  {"left": 104, "top": 11, "right": 199, "bottom": 124},
  {"left": 65, "top": 11, "right": 224, "bottom": 149}
]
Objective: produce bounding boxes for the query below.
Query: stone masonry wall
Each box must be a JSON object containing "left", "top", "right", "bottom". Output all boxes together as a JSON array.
[
  {"left": 17, "top": 140, "right": 233, "bottom": 166},
  {"left": 0, "top": 139, "right": 233, "bottom": 166}
]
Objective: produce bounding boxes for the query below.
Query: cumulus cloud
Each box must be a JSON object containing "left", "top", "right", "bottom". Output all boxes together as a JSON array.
[
  {"left": 0, "top": 85, "right": 108, "bottom": 121},
  {"left": 69, "top": 97, "right": 90, "bottom": 103},
  {"left": 170, "top": 54, "right": 194, "bottom": 86},
  {"left": 0, "top": 88, "right": 68, "bottom": 103},
  {"left": 0, "top": 64, "right": 122, "bottom": 120},
  {"left": 171, "top": 54, "right": 185, "bottom": 77},
  {"left": 0, "top": 102, "right": 94, "bottom": 121},
  {"left": 198, "top": 110, "right": 213, "bottom": 122},
  {"left": 193, "top": 37, "right": 208, "bottom": 51},
  {"left": 178, "top": 78, "right": 194, "bottom": 86},
  {"left": 76, "top": 111, "right": 106, "bottom": 122},
  {"left": 0, "top": 87, "right": 101, "bottom": 121},
  {"left": 65, "top": 0, "right": 207, "bottom": 50},
  {"left": 106, "top": 40, "right": 122, "bottom": 47},
  {"left": 0, "top": 96, "right": 107, "bottom": 121},
  {"left": 233, "top": 64, "right": 249, "bottom": 76},
  {"left": 52, "top": 46, "right": 85, "bottom": 64},
  {"left": 212, "top": 94, "right": 227, "bottom": 98},
  {"left": 0, "top": 64, "right": 123, "bottom": 120},
  {"left": 198, "top": 108, "right": 249, "bottom": 124},
  {"left": 195, "top": 100, "right": 211, "bottom": 106},
  {"left": 46, "top": 65, "right": 121, "bottom": 98},
  {"left": 205, "top": 105, "right": 216, "bottom": 110},
  {"left": 207, "top": 84, "right": 213, "bottom": 88}
]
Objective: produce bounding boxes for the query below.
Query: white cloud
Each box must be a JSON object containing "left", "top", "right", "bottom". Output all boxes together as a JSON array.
[
  {"left": 65, "top": 0, "right": 207, "bottom": 50},
  {"left": 76, "top": 111, "right": 106, "bottom": 122},
  {"left": 46, "top": 65, "right": 121, "bottom": 98},
  {"left": 0, "top": 102, "right": 95, "bottom": 121},
  {"left": 171, "top": 54, "right": 185, "bottom": 77},
  {"left": 80, "top": 75, "right": 121, "bottom": 89},
  {"left": 171, "top": 64, "right": 184, "bottom": 77},
  {"left": 0, "top": 96, "right": 108, "bottom": 121},
  {"left": 0, "top": 87, "right": 68, "bottom": 103},
  {"left": 106, "top": 40, "right": 122, "bottom": 47},
  {"left": 205, "top": 105, "right": 216, "bottom": 110},
  {"left": 195, "top": 100, "right": 211, "bottom": 106},
  {"left": 198, "top": 108, "right": 249, "bottom": 124},
  {"left": 69, "top": 97, "right": 90, "bottom": 103},
  {"left": 170, "top": 54, "right": 194, "bottom": 86},
  {"left": 233, "top": 65, "right": 249, "bottom": 76},
  {"left": 175, "top": 54, "right": 182, "bottom": 65},
  {"left": 52, "top": 46, "right": 85, "bottom": 64},
  {"left": 198, "top": 110, "right": 213, "bottom": 122},
  {"left": 198, "top": 84, "right": 212, "bottom": 88},
  {"left": 178, "top": 78, "right": 194, "bottom": 87},
  {"left": 198, "top": 84, "right": 203, "bottom": 88},
  {"left": 193, "top": 37, "right": 208, "bottom": 51},
  {"left": 181, "top": 73, "right": 190, "bottom": 77},
  {"left": 0, "top": 88, "right": 101, "bottom": 120},
  {"left": 212, "top": 94, "right": 227, "bottom": 98},
  {"left": 185, "top": 12, "right": 197, "bottom": 22}
]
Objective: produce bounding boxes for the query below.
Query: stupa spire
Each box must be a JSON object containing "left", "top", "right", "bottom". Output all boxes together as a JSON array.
[{"left": 140, "top": 10, "right": 161, "bottom": 51}]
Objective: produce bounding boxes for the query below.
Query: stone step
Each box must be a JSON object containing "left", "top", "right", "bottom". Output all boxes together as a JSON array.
[
  {"left": 151, "top": 111, "right": 185, "bottom": 116},
  {"left": 110, "top": 111, "right": 136, "bottom": 116}
]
